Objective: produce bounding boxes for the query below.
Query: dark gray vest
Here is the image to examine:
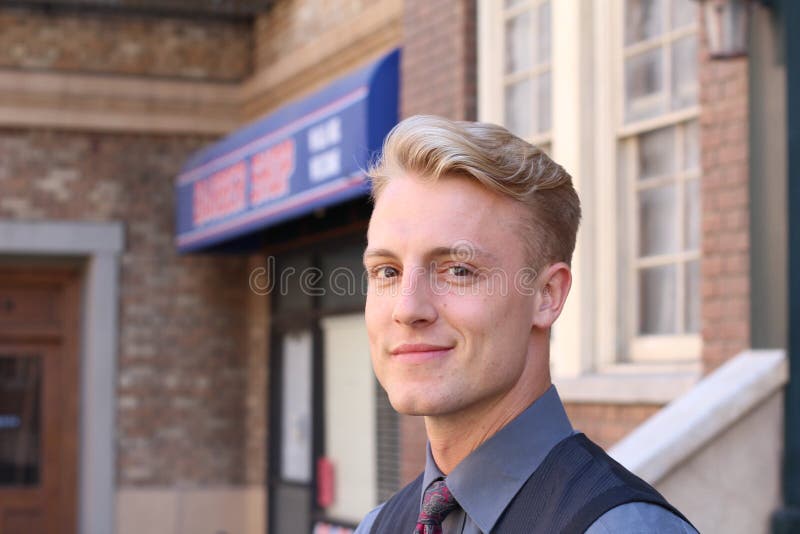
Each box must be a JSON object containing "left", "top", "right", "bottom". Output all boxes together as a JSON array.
[{"left": 370, "top": 433, "right": 693, "bottom": 533}]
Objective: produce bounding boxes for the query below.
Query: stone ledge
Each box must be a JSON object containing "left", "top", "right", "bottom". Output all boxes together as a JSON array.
[
  {"left": 116, "top": 486, "right": 265, "bottom": 534},
  {"left": 0, "top": 0, "right": 402, "bottom": 134},
  {"left": 0, "top": 219, "right": 124, "bottom": 254},
  {"left": 609, "top": 349, "right": 788, "bottom": 484},
  {"left": 0, "top": 69, "right": 239, "bottom": 134}
]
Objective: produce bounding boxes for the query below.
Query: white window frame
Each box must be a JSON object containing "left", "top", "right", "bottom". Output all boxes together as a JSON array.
[
  {"left": 619, "top": 120, "right": 701, "bottom": 362},
  {"left": 480, "top": 0, "right": 593, "bottom": 378},
  {"left": 478, "top": 0, "right": 702, "bottom": 390},
  {"left": 479, "top": 0, "right": 553, "bottom": 148},
  {"left": 615, "top": 0, "right": 701, "bottom": 362}
]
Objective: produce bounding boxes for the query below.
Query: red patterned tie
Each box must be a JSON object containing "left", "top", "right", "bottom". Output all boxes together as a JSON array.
[{"left": 414, "top": 478, "right": 459, "bottom": 534}]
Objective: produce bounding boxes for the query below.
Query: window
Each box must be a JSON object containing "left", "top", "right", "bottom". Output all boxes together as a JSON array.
[
  {"left": 481, "top": 0, "right": 552, "bottom": 150},
  {"left": 478, "top": 0, "right": 702, "bottom": 374},
  {"left": 618, "top": 0, "right": 700, "bottom": 361}
]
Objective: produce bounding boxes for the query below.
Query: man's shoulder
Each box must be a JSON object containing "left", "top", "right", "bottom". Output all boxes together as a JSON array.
[
  {"left": 352, "top": 502, "right": 385, "bottom": 534},
  {"left": 496, "top": 433, "right": 693, "bottom": 532},
  {"left": 585, "top": 502, "right": 699, "bottom": 534},
  {"left": 355, "top": 473, "right": 423, "bottom": 533}
]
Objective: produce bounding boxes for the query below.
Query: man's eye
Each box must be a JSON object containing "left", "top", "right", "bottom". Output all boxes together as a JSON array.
[
  {"left": 373, "top": 265, "right": 400, "bottom": 279},
  {"left": 447, "top": 265, "right": 474, "bottom": 277}
]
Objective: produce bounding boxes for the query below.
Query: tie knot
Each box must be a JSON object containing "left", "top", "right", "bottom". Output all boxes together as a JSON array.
[{"left": 417, "top": 479, "right": 459, "bottom": 527}]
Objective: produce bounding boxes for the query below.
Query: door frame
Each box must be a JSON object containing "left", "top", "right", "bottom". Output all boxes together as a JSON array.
[
  {"left": 0, "top": 220, "right": 124, "bottom": 534},
  {"left": 0, "top": 267, "right": 81, "bottom": 534}
]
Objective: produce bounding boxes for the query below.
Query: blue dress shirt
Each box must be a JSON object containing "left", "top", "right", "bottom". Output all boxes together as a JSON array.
[{"left": 355, "top": 386, "right": 697, "bottom": 533}]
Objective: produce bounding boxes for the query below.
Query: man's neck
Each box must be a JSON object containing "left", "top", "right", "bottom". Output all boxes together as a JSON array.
[{"left": 424, "top": 376, "right": 551, "bottom": 474}]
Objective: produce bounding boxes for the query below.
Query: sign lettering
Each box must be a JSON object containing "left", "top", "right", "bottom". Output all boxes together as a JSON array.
[
  {"left": 251, "top": 139, "right": 295, "bottom": 205},
  {"left": 193, "top": 162, "right": 247, "bottom": 226}
]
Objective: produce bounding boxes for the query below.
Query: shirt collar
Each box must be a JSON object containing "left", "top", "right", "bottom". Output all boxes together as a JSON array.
[{"left": 420, "top": 385, "right": 573, "bottom": 533}]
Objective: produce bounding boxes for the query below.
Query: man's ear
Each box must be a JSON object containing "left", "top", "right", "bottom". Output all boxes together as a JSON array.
[{"left": 532, "top": 262, "right": 572, "bottom": 329}]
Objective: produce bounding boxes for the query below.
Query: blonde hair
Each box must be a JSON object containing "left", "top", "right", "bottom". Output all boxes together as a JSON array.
[{"left": 367, "top": 115, "right": 581, "bottom": 269}]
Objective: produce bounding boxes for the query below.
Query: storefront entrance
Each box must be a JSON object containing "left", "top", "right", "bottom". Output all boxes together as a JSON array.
[
  {"left": 0, "top": 267, "right": 80, "bottom": 534},
  {"left": 169, "top": 46, "right": 400, "bottom": 534},
  {"left": 268, "top": 238, "right": 390, "bottom": 533}
]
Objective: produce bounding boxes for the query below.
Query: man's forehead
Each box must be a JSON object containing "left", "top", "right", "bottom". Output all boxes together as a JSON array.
[{"left": 366, "top": 172, "right": 530, "bottom": 261}]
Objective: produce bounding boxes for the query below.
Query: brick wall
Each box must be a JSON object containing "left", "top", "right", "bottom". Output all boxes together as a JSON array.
[
  {"left": 564, "top": 402, "right": 662, "bottom": 450},
  {"left": 401, "top": 0, "right": 477, "bottom": 120},
  {"left": 698, "top": 11, "right": 751, "bottom": 373},
  {"left": 398, "top": 414, "right": 427, "bottom": 486},
  {"left": 244, "top": 255, "right": 269, "bottom": 486},
  {"left": 0, "top": 129, "right": 253, "bottom": 485},
  {"left": 247, "top": 0, "right": 402, "bottom": 119},
  {"left": 0, "top": 7, "right": 251, "bottom": 81},
  {"left": 254, "top": 0, "right": 376, "bottom": 71}
]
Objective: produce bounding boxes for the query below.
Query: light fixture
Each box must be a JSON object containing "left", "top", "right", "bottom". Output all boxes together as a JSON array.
[{"left": 697, "top": 0, "right": 751, "bottom": 58}]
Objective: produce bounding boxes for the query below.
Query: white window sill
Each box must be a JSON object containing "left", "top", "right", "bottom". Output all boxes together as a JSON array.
[{"left": 554, "top": 361, "right": 701, "bottom": 405}]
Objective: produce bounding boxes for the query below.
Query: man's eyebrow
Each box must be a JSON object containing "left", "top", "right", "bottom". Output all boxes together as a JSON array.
[
  {"left": 427, "top": 246, "right": 499, "bottom": 263},
  {"left": 363, "top": 246, "right": 499, "bottom": 262},
  {"left": 363, "top": 248, "right": 396, "bottom": 261}
]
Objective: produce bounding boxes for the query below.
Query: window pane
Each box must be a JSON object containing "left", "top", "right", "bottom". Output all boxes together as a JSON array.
[
  {"left": 505, "top": 78, "right": 533, "bottom": 137},
  {"left": 0, "top": 355, "right": 41, "bottom": 486},
  {"left": 685, "top": 260, "right": 701, "bottom": 333},
  {"left": 684, "top": 120, "right": 699, "bottom": 170},
  {"left": 625, "top": 0, "right": 664, "bottom": 45},
  {"left": 639, "top": 264, "right": 677, "bottom": 334},
  {"left": 280, "top": 331, "right": 313, "bottom": 482},
  {"left": 685, "top": 178, "right": 700, "bottom": 250},
  {"left": 625, "top": 48, "right": 666, "bottom": 122},
  {"left": 505, "top": 11, "right": 532, "bottom": 74},
  {"left": 535, "top": 71, "right": 552, "bottom": 133},
  {"left": 639, "top": 126, "right": 675, "bottom": 180},
  {"left": 536, "top": 1, "right": 552, "bottom": 64},
  {"left": 670, "top": 0, "right": 696, "bottom": 29},
  {"left": 639, "top": 184, "right": 679, "bottom": 256},
  {"left": 671, "top": 35, "right": 698, "bottom": 110}
]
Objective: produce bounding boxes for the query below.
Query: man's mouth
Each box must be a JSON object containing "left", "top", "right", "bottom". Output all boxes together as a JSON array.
[{"left": 390, "top": 343, "right": 453, "bottom": 363}]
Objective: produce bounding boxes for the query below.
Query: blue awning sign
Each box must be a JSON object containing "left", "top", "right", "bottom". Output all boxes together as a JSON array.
[{"left": 175, "top": 50, "right": 399, "bottom": 252}]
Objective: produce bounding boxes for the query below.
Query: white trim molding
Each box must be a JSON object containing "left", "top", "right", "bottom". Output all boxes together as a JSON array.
[
  {"left": 0, "top": 219, "right": 125, "bottom": 534},
  {"left": 555, "top": 361, "right": 700, "bottom": 404}
]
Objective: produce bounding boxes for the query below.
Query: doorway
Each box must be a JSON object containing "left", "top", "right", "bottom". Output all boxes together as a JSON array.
[
  {"left": 268, "top": 239, "right": 391, "bottom": 533},
  {"left": 0, "top": 268, "right": 80, "bottom": 534}
]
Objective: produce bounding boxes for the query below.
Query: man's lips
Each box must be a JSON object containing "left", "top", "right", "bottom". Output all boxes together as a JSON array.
[{"left": 389, "top": 344, "right": 453, "bottom": 363}]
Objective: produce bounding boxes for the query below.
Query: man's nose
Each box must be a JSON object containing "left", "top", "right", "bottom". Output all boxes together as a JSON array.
[{"left": 391, "top": 267, "right": 438, "bottom": 326}]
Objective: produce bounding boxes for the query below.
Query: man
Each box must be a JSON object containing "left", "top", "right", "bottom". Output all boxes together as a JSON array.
[{"left": 355, "top": 116, "right": 696, "bottom": 533}]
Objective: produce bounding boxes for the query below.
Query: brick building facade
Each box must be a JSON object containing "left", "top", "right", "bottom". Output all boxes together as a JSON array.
[
  {"left": 0, "top": 1, "right": 769, "bottom": 533},
  {"left": 698, "top": 7, "right": 751, "bottom": 373}
]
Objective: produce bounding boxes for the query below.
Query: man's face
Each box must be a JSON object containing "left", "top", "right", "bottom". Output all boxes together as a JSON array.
[{"left": 364, "top": 173, "right": 541, "bottom": 417}]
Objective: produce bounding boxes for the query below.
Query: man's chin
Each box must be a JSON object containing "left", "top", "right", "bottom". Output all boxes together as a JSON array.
[{"left": 387, "top": 391, "right": 452, "bottom": 417}]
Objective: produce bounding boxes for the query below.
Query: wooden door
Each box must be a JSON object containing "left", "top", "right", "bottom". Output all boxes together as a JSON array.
[{"left": 0, "top": 269, "right": 80, "bottom": 534}]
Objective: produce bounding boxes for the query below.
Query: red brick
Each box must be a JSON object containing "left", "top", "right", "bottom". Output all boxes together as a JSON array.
[
  {"left": 564, "top": 402, "right": 662, "bottom": 449},
  {"left": 699, "top": 7, "right": 750, "bottom": 373},
  {"left": 0, "top": 9, "right": 251, "bottom": 81},
  {"left": 402, "top": 0, "right": 476, "bottom": 120},
  {"left": 0, "top": 129, "right": 252, "bottom": 486}
]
